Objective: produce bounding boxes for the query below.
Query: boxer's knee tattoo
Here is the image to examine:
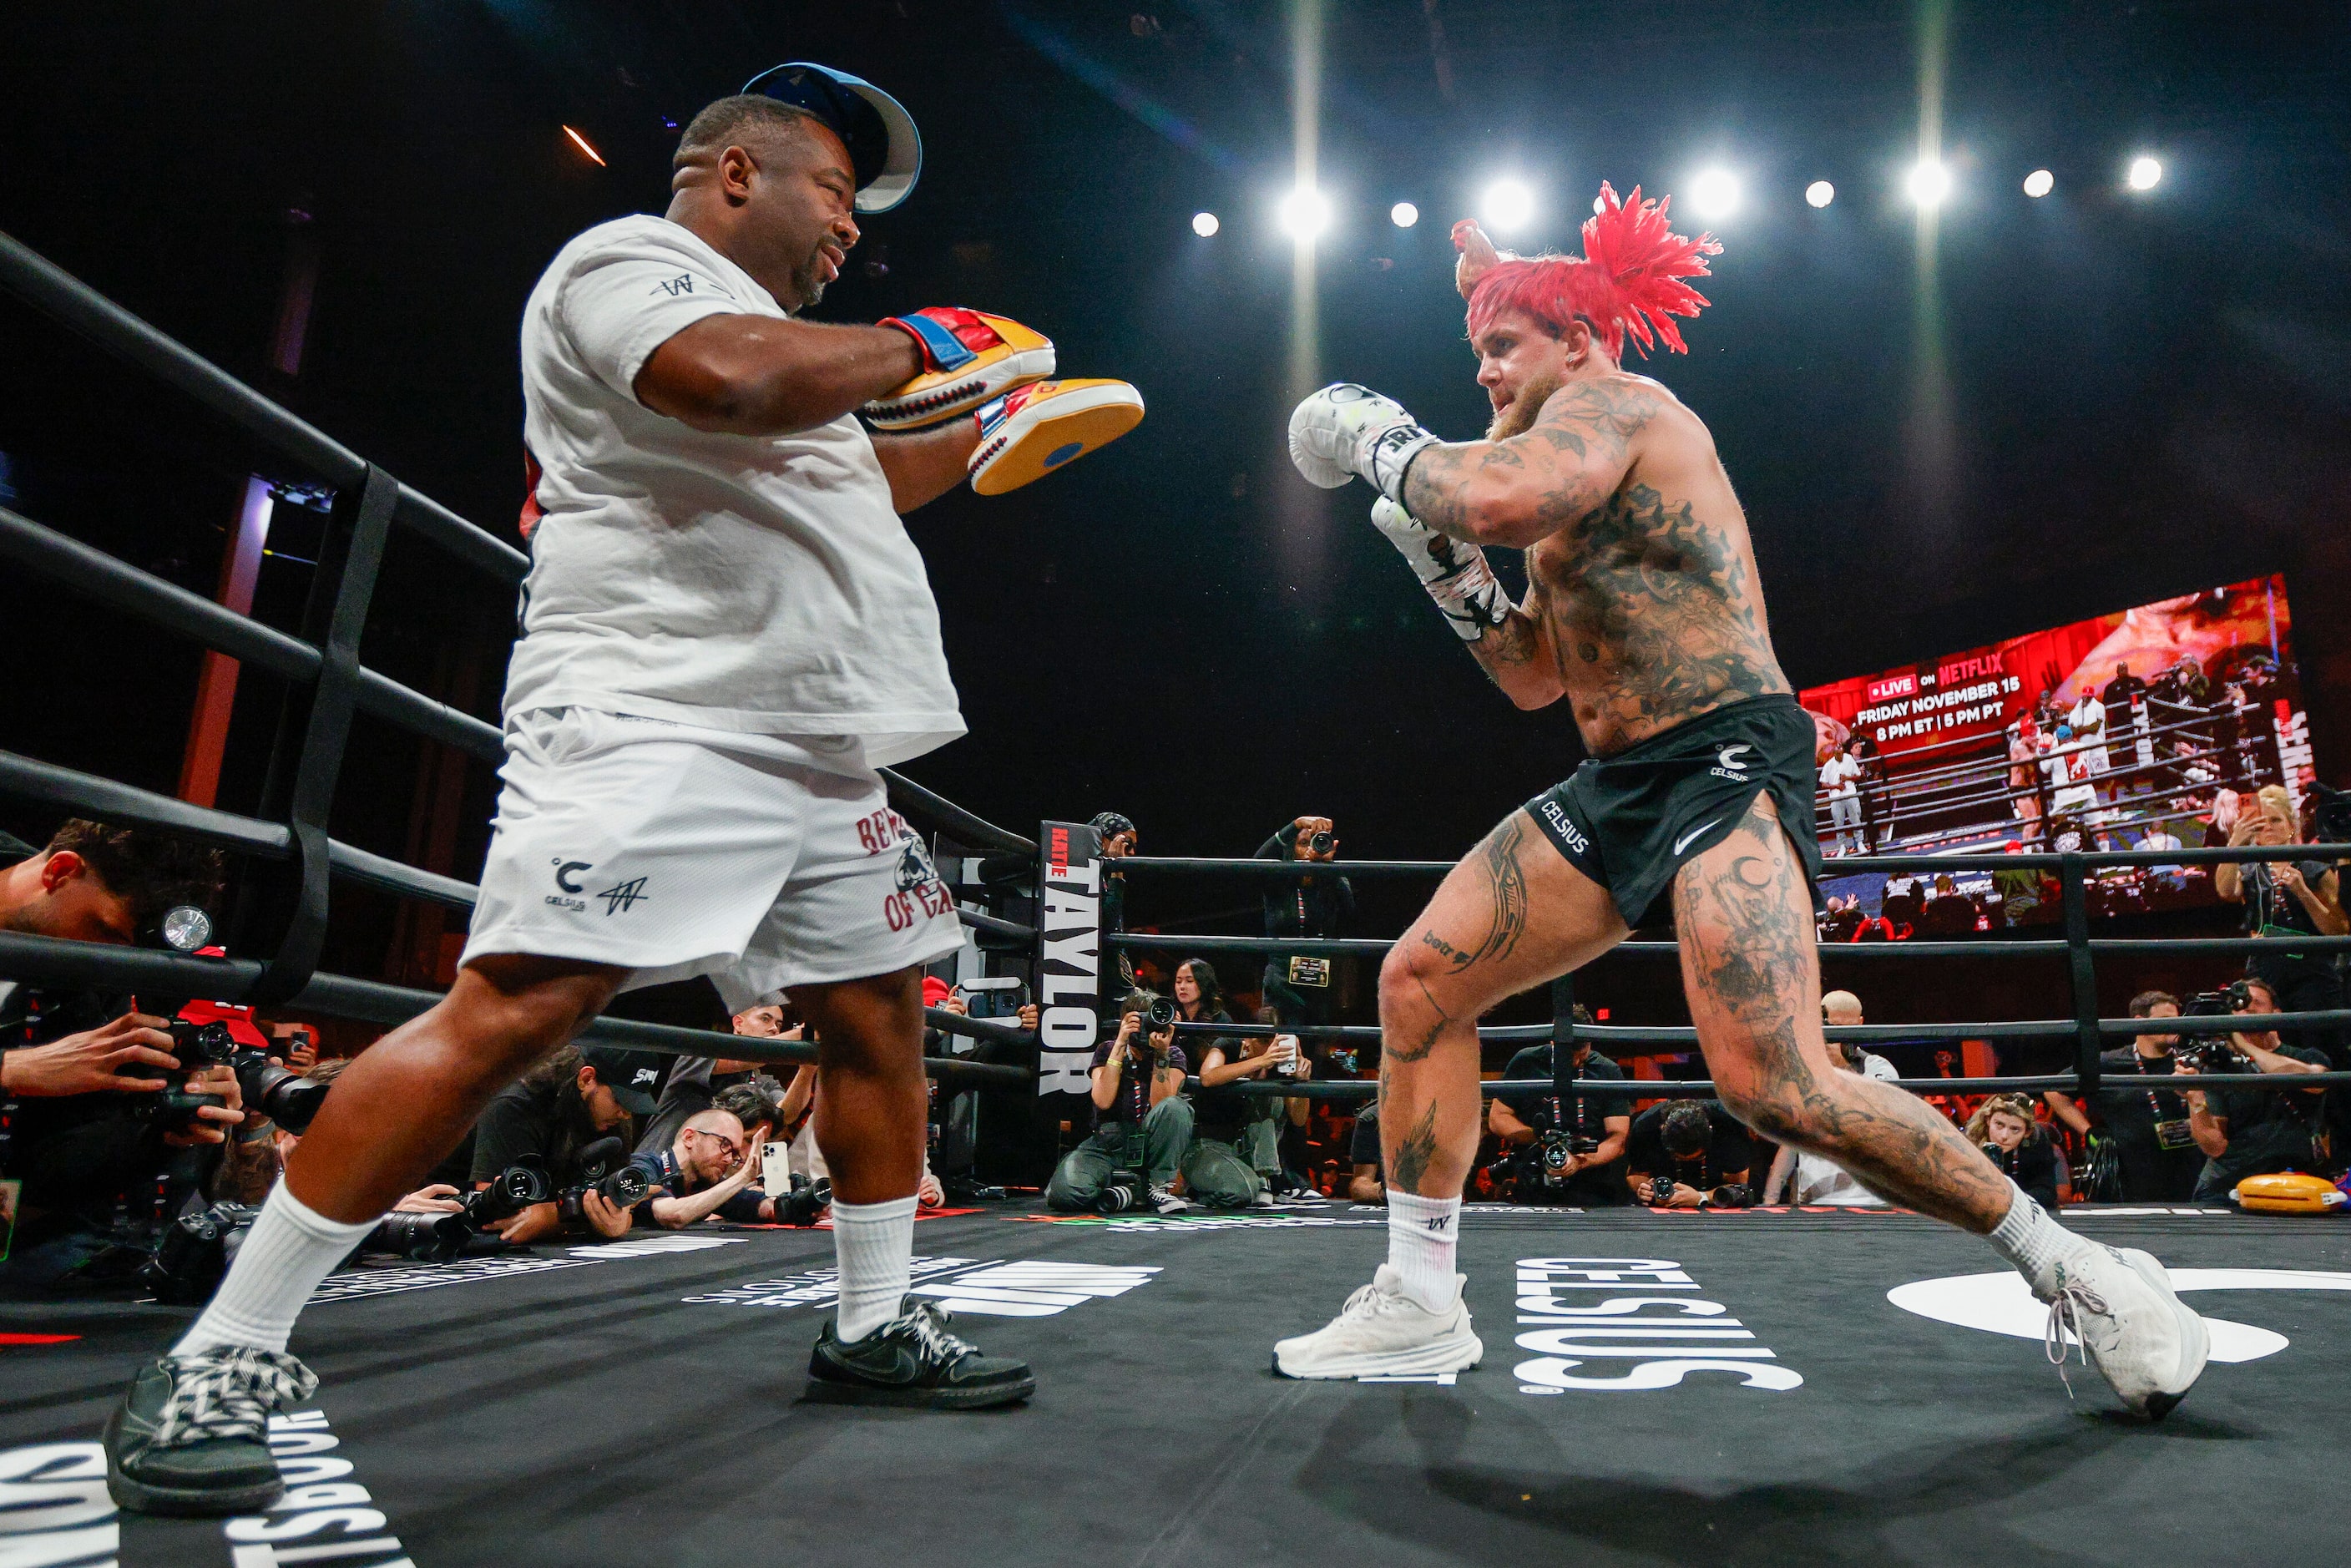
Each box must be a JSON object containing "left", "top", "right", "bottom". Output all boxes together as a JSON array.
[{"left": 1388, "top": 1100, "right": 1443, "bottom": 1194}]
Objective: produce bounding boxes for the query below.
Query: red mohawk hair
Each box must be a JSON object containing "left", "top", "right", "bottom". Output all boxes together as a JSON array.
[{"left": 1465, "top": 182, "right": 1722, "bottom": 360}]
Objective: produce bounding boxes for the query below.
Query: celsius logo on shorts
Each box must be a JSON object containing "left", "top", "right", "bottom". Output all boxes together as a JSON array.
[
  {"left": 1711, "top": 743, "right": 1753, "bottom": 781},
  {"left": 1540, "top": 799, "right": 1590, "bottom": 855},
  {"left": 544, "top": 857, "right": 592, "bottom": 912}
]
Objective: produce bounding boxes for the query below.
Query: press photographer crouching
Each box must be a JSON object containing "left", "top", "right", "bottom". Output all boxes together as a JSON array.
[
  {"left": 0, "top": 820, "right": 240, "bottom": 1287},
  {"left": 1044, "top": 991, "right": 1192, "bottom": 1214},
  {"left": 628, "top": 1092, "right": 785, "bottom": 1230},
  {"left": 1488, "top": 1009, "right": 1630, "bottom": 1206},
  {"left": 2177, "top": 979, "right": 2334, "bottom": 1202},
  {"left": 465, "top": 1044, "right": 669, "bottom": 1243},
  {"left": 1623, "top": 1099, "right": 1755, "bottom": 1208}
]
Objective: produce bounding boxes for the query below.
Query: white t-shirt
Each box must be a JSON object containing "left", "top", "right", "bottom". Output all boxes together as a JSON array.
[
  {"left": 506, "top": 215, "right": 963, "bottom": 766},
  {"left": 2070, "top": 696, "right": 2106, "bottom": 741},
  {"left": 1790, "top": 1055, "right": 1896, "bottom": 1205},
  {"left": 1820, "top": 753, "right": 1861, "bottom": 798}
]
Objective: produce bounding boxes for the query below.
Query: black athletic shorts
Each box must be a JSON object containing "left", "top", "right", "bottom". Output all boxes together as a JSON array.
[{"left": 1522, "top": 694, "right": 1824, "bottom": 927}]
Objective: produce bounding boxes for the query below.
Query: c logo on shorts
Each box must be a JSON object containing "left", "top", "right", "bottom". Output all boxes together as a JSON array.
[{"left": 554, "top": 860, "right": 592, "bottom": 893}]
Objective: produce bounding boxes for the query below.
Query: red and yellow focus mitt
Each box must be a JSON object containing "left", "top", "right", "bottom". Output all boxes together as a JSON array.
[
  {"left": 967, "top": 379, "right": 1144, "bottom": 496},
  {"left": 867, "top": 307, "right": 1054, "bottom": 429}
]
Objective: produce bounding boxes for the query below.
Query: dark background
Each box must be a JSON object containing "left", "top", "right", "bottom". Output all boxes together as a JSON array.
[{"left": 3, "top": 1, "right": 2347, "bottom": 1030}]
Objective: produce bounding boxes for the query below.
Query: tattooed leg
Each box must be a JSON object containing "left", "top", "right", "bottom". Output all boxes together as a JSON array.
[
  {"left": 1378, "top": 810, "right": 1627, "bottom": 1197},
  {"left": 1671, "top": 794, "right": 2011, "bottom": 1232}
]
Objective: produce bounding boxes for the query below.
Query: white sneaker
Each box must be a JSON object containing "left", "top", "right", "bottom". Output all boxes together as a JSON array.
[
  {"left": 1149, "top": 1185, "right": 1194, "bottom": 1215},
  {"left": 1249, "top": 1191, "right": 1277, "bottom": 1208},
  {"left": 1273, "top": 1266, "right": 1482, "bottom": 1379},
  {"left": 2044, "top": 1245, "right": 2209, "bottom": 1419}
]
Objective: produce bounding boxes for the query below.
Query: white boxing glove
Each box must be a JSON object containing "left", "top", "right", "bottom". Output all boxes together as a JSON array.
[
  {"left": 1288, "top": 383, "right": 1441, "bottom": 503},
  {"left": 1371, "top": 497, "right": 1511, "bottom": 640}
]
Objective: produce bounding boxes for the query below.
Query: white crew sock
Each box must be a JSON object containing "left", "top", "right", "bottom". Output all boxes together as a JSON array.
[
  {"left": 1984, "top": 1179, "right": 2093, "bottom": 1297},
  {"left": 831, "top": 1194, "right": 917, "bottom": 1343},
  {"left": 172, "top": 1182, "right": 380, "bottom": 1358},
  {"left": 1384, "top": 1190, "right": 1461, "bottom": 1313}
]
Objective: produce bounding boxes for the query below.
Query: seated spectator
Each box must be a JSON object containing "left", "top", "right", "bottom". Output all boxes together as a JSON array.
[
  {"left": 1186, "top": 960, "right": 1287, "bottom": 1208},
  {"left": 1044, "top": 992, "right": 1198, "bottom": 1213},
  {"left": 469, "top": 1044, "right": 667, "bottom": 1243},
  {"left": 1347, "top": 1101, "right": 1383, "bottom": 1204},
  {"left": 1488, "top": 1022, "right": 1630, "bottom": 1206},
  {"left": 1623, "top": 1100, "right": 1753, "bottom": 1207},
  {"left": 2182, "top": 979, "right": 2333, "bottom": 1202},
  {"left": 1966, "top": 1094, "right": 2060, "bottom": 1208},
  {"left": 1764, "top": 993, "right": 1895, "bottom": 1206},
  {"left": 0, "top": 819, "right": 240, "bottom": 1284}
]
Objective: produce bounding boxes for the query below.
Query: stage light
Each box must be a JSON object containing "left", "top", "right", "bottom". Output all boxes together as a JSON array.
[
  {"left": 2023, "top": 169, "right": 2054, "bottom": 198},
  {"left": 1906, "top": 158, "right": 1951, "bottom": 209},
  {"left": 1390, "top": 201, "right": 1419, "bottom": 228},
  {"left": 1688, "top": 168, "right": 1740, "bottom": 220},
  {"left": 1805, "top": 180, "right": 1835, "bottom": 209},
  {"left": 1191, "top": 210, "right": 1220, "bottom": 237},
  {"left": 2127, "top": 155, "right": 2162, "bottom": 191},
  {"left": 1278, "top": 185, "right": 1332, "bottom": 240},
  {"left": 561, "top": 125, "right": 605, "bottom": 167},
  {"left": 1480, "top": 178, "right": 1534, "bottom": 233}
]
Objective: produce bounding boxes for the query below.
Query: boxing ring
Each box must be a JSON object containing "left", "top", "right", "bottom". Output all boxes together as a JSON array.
[{"left": 7, "top": 230, "right": 2351, "bottom": 1567}]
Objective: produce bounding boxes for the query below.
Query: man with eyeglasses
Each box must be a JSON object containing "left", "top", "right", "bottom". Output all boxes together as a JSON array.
[{"left": 629, "top": 1106, "right": 776, "bottom": 1230}]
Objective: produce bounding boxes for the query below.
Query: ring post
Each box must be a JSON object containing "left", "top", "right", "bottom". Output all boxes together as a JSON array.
[{"left": 2060, "top": 852, "right": 2102, "bottom": 1099}]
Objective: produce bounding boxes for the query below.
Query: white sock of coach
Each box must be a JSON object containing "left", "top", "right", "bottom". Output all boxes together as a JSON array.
[
  {"left": 1384, "top": 1190, "right": 1462, "bottom": 1313},
  {"left": 831, "top": 1193, "right": 918, "bottom": 1343},
  {"left": 171, "top": 1182, "right": 380, "bottom": 1358},
  {"left": 1984, "top": 1178, "right": 2094, "bottom": 1297}
]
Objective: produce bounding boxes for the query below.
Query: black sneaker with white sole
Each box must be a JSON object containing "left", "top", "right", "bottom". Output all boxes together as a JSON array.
[
  {"left": 103, "top": 1348, "right": 317, "bottom": 1515},
  {"left": 806, "top": 1298, "right": 1034, "bottom": 1409}
]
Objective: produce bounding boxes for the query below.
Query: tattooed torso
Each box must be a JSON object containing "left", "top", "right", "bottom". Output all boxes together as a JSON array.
[{"left": 1525, "top": 376, "right": 1787, "bottom": 754}]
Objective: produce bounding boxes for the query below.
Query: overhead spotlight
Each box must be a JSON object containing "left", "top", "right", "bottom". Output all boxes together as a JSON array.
[
  {"left": 1481, "top": 178, "right": 1535, "bottom": 233},
  {"left": 2023, "top": 169, "right": 2054, "bottom": 199},
  {"left": 1805, "top": 180, "right": 1835, "bottom": 209},
  {"left": 1905, "top": 158, "right": 1951, "bottom": 209},
  {"left": 2127, "top": 155, "right": 2162, "bottom": 191},
  {"left": 561, "top": 125, "right": 606, "bottom": 167},
  {"left": 1687, "top": 169, "right": 1740, "bottom": 220},
  {"left": 1278, "top": 185, "right": 1332, "bottom": 240},
  {"left": 1191, "top": 210, "right": 1221, "bottom": 237},
  {"left": 1390, "top": 200, "right": 1419, "bottom": 228}
]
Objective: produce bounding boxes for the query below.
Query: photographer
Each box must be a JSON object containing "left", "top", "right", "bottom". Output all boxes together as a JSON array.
[
  {"left": 2046, "top": 991, "right": 2203, "bottom": 1202},
  {"left": 1093, "top": 812, "right": 1142, "bottom": 1004},
  {"left": 1181, "top": 959, "right": 1285, "bottom": 1208},
  {"left": 0, "top": 820, "right": 240, "bottom": 1282},
  {"left": 1044, "top": 991, "right": 1191, "bottom": 1213},
  {"left": 1964, "top": 1095, "right": 2060, "bottom": 1209},
  {"left": 1623, "top": 1099, "right": 1754, "bottom": 1208},
  {"left": 629, "top": 1102, "right": 775, "bottom": 1229},
  {"left": 1258, "top": 815, "right": 1355, "bottom": 1034},
  {"left": 2216, "top": 785, "right": 2347, "bottom": 1065},
  {"left": 2178, "top": 979, "right": 2333, "bottom": 1202},
  {"left": 1488, "top": 1015, "right": 1631, "bottom": 1206},
  {"left": 638, "top": 1002, "right": 813, "bottom": 1157},
  {"left": 468, "top": 1044, "right": 666, "bottom": 1242}
]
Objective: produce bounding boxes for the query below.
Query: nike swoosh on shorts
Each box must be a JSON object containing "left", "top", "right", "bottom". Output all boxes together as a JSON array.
[{"left": 1673, "top": 818, "right": 1724, "bottom": 857}]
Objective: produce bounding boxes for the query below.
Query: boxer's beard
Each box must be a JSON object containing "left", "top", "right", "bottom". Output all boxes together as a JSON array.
[
  {"left": 790, "top": 246, "right": 831, "bottom": 307},
  {"left": 1485, "top": 372, "right": 1562, "bottom": 441}
]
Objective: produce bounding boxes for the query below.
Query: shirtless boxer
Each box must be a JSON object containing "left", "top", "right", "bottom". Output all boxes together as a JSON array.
[
  {"left": 102, "top": 62, "right": 1146, "bottom": 1515},
  {"left": 1273, "top": 184, "right": 2207, "bottom": 1416}
]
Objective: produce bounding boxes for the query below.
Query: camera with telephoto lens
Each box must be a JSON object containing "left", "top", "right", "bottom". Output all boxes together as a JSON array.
[
  {"left": 463, "top": 1157, "right": 555, "bottom": 1227},
  {"left": 1645, "top": 1174, "right": 1676, "bottom": 1206},
  {"left": 1706, "top": 1183, "right": 1755, "bottom": 1209},
  {"left": 1096, "top": 1166, "right": 1154, "bottom": 1213},
  {"left": 773, "top": 1175, "right": 832, "bottom": 1227},
  {"left": 555, "top": 1136, "right": 650, "bottom": 1224},
  {"left": 164, "top": 1018, "right": 334, "bottom": 1136},
  {"left": 2177, "top": 981, "right": 2256, "bottom": 1071},
  {"left": 1307, "top": 829, "right": 1335, "bottom": 856},
  {"left": 366, "top": 1206, "right": 473, "bottom": 1263}
]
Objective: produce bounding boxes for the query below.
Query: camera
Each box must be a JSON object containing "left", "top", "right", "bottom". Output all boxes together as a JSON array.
[
  {"left": 1307, "top": 829, "right": 1334, "bottom": 857},
  {"left": 463, "top": 1158, "right": 555, "bottom": 1228},
  {"left": 164, "top": 1018, "right": 333, "bottom": 1136},
  {"left": 1096, "top": 1167, "right": 1152, "bottom": 1213},
  {"left": 138, "top": 1201, "right": 259, "bottom": 1303},
  {"left": 1706, "top": 1183, "right": 1755, "bottom": 1209},
  {"left": 1130, "top": 996, "right": 1175, "bottom": 1032},
  {"left": 773, "top": 1175, "right": 832, "bottom": 1227},
  {"left": 555, "top": 1137, "right": 650, "bottom": 1224},
  {"left": 367, "top": 1207, "right": 473, "bottom": 1263},
  {"left": 1538, "top": 1130, "right": 1600, "bottom": 1178},
  {"left": 1645, "top": 1174, "right": 1676, "bottom": 1206},
  {"left": 2309, "top": 781, "right": 2351, "bottom": 845}
]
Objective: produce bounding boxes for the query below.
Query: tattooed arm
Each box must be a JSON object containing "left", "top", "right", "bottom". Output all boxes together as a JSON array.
[
  {"left": 1401, "top": 378, "right": 1660, "bottom": 550},
  {"left": 1464, "top": 574, "right": 1567, "bottom": 709}
]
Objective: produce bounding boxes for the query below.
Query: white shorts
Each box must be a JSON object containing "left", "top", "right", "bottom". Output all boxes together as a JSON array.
[{"left": 460, "top": 708, "right": 963, "bottom": 1010}]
